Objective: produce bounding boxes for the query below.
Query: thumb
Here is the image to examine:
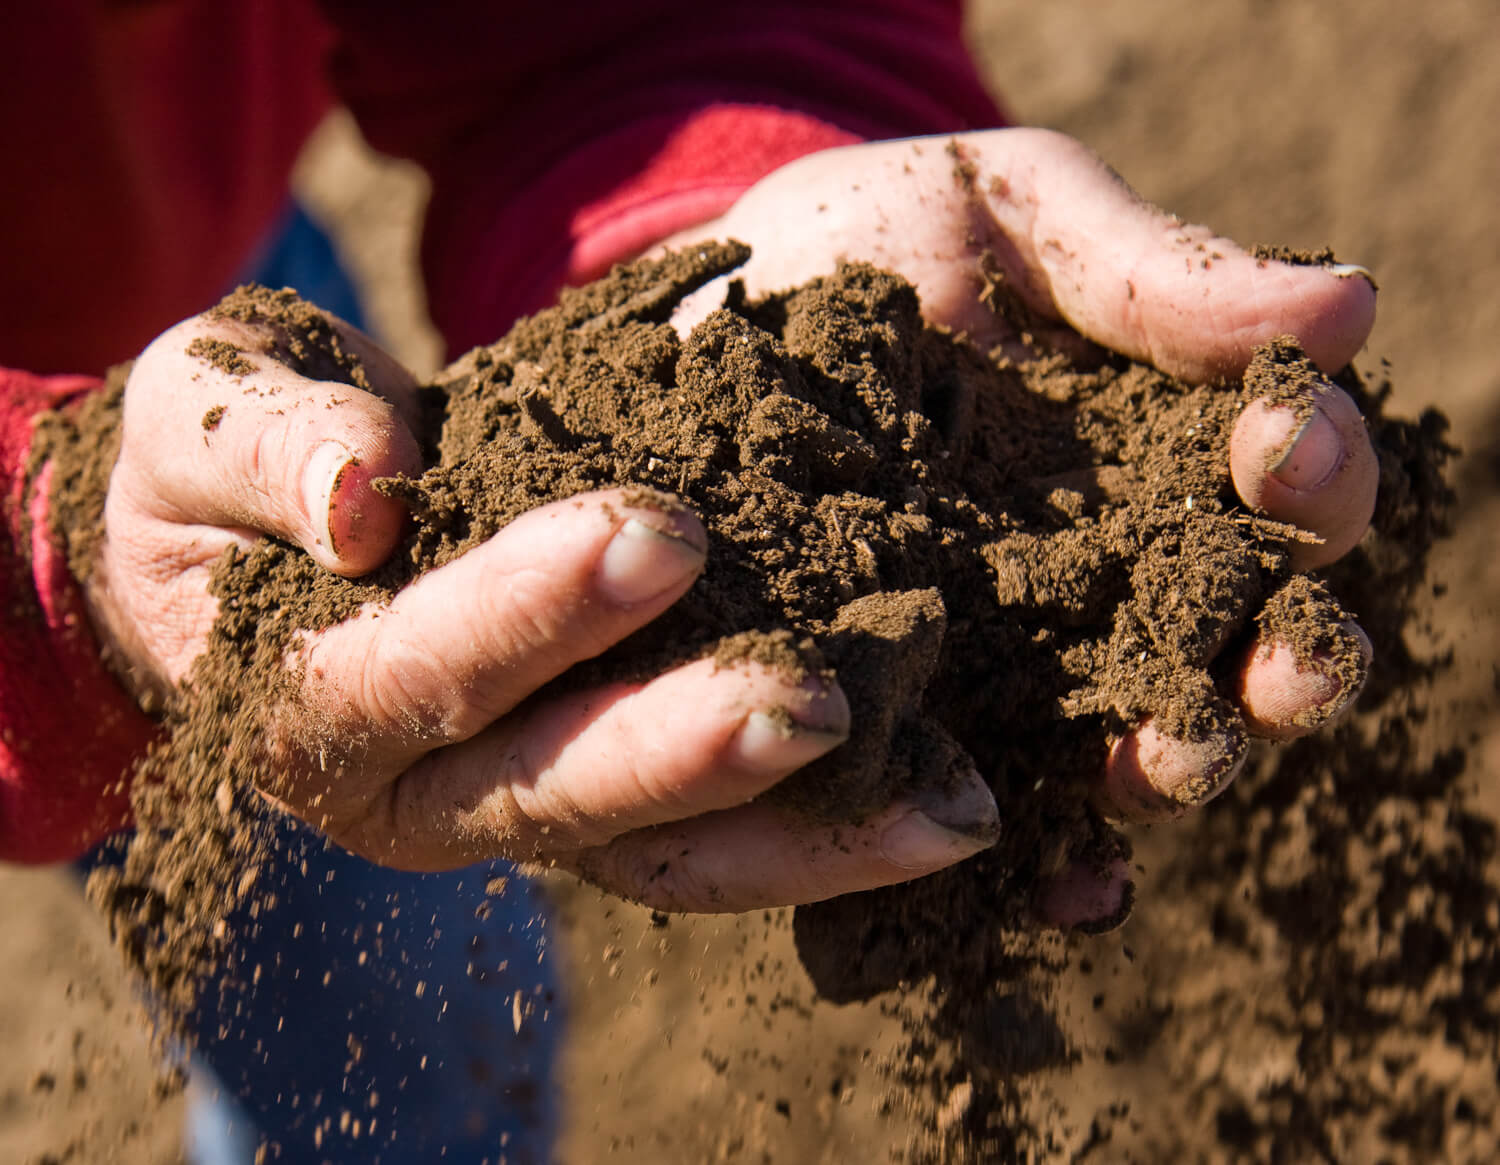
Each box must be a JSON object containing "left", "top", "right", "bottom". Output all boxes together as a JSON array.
[
  {"left": 962, "top": 128, "right": 1377, "bottom": 382},
  {"left": 121, "top": 316, "right": 423, "bottom": 575}
]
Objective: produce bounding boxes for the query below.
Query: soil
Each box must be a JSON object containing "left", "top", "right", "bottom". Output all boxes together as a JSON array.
[
  {"left": 0, "top": 868, "right": 184, "bottom": 1165},
  {"left": 37, "top": 247, "right": 1333, "bottom": 1011},
  {"left": 1247, "top": 244, "right": 1339, "bottom": 267},
  {"left": 5, "top": 2, "right": 1498, "bottom": 1161},
  {"left": 32, "top": 227, "right": 1454, "bottom": 1164}
]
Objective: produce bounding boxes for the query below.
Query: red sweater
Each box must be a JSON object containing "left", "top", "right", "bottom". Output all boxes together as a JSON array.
[{"left": 0, "top": 0, "right": 1001, "bottom": 862}]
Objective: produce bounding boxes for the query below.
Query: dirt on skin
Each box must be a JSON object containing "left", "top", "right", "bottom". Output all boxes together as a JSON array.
[
  {"left": 29, "top": 232, "right": 1462, "bottom": 1163},
  {"left": 540, "top": 282, "right": 1477, "bottom": 1164}
]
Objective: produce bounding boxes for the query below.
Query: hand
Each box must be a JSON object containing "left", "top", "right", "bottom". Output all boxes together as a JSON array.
[
  {"left": 81, "top": 307, "right": 997, "bottom": 910},
  {"left": 664, "top": 129, "right": 1380, "bottom": 923}
]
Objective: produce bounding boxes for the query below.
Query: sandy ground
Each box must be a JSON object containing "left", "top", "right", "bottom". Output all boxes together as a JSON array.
[
  {"left": 0, "top": 869, "right": 183, "bottom": 1164},
  {"left": 2, "top": 0, "right": 1495, "bottom": 1161}
]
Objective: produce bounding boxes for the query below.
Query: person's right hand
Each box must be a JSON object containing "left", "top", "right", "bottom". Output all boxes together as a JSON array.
[
  {"left": 659, "top": 129, "right": 1382, "bottom": 928},
  {"left": 79, "top": 307, "right": 1001, "bottom": 910}
]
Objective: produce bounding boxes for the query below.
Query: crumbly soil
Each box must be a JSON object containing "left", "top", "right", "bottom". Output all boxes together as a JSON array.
[
  {"left": 41, "top": 252, "right": 1279, "bottom": 1007},
  {"left": 6, "top": 6, "right": 1496, "bottom": 1161},
  {"left": 539, "top": 262, "right": 1474, "bottom": 1162},
  {"left": 30, "top": 234, "right": 1459, "bottom": 1164}
]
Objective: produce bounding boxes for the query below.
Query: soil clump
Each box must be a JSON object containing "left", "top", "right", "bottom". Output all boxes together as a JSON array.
[{"left": 31, "top": 244, "right": 1462, "bottom": 1161}]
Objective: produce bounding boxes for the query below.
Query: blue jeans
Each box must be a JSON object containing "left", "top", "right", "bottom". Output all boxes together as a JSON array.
[
  {"left": 183, "top": 822, "right": 559, "bottom": 1164},
  {"left": 88, "top": 203, "right": 561, "bottom": 1164}
]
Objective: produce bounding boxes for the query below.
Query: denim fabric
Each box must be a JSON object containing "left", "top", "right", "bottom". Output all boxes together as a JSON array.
[
  {"left": 235, "top": 202, "right": 369, "bottom": 331},
  {"left": 186, "top": 822, "right": 559, "bottom": 1164}
]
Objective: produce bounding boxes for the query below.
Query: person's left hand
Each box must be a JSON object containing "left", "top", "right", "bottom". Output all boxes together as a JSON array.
[
  {"left": 660, "top": 128, "right": 1380, "bottom": 926},
  {"left": 83, "top": 307, "right": 1001, "bottom": 912}
]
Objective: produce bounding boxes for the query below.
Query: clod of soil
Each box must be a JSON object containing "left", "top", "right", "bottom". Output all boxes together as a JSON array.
[{"left": 33, "top": 244, "right": 1456, "bottom": 1163}]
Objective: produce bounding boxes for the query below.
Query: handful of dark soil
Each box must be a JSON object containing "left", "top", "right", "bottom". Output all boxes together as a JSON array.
[{"left": 50, "top": 242, "right": 1385, "bottom": 1027}]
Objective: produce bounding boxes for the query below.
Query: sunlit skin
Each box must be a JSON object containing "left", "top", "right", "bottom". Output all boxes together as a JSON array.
[{"left": 80, "top": 130, "right": 1378, "bottom": 922}]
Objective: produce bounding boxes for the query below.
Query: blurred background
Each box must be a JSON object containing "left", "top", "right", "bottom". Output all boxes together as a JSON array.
[{"left": 2, "top": 0, "right": 1494, "bottom": 1160}]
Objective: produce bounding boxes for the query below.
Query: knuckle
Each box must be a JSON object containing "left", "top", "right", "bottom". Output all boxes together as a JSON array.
[
  {"left": 502, "top": 741, "right": 605, "bottom": 849},
  {"left": 591, "top": 838, "right": 723, "bottom": 912},
  {"left": 359, "top": 628, "right": 474, "bottom": 744},
  {"left": 622, "top": 753, "right": 700, "bottom": 821},
  {"left": 452, "top": 770, "right": 558, "bottom": 861},
  {"left": 246, "top": 419, "right": 294, "bottom": 519},
  {"left": 480, "top": 568, "right": 562, "bottom": 654},
  {"left": 482, "top": 564, "right": 616, "bottom": 669},
  {"left": 576, "top": 706, "right": 700, "bottom": 822}
]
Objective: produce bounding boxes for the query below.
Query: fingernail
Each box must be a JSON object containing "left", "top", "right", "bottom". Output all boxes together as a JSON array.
[
  {"left": 729, "top": 709, "right": 847, "bottom": 776},
  {"left": 303, "top": 440, "right": 356, "bottom": 552},
  {"left": 880, "top": 773, "right": 999, "bottom": 870},
  {"left": 1325, "top": 262, "right": 1378, "bottom": 290},
  {"left": 1270, "top": 406, "right": 1343, "bottom": 490},
  {"left": 596, "top": 517, "right": 705, "bottom": 605}
]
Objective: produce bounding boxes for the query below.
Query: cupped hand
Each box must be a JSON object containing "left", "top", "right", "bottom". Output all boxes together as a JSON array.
[
  {"left": 80, "top": 308, "right": 996, "bottom": 911},
  {"left": 664, "top": 128, "right": 1381, "bottom": 921}
]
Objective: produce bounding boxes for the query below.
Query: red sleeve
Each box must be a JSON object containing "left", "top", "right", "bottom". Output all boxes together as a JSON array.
[
  {"left": 315, "top": 0, "right": 1007, "bottom": 356},
  {"left": 0, "top": 1, "right": 332, "bottom": 376},
  {"left": 0, "top": 372, "right": 157, "bottom": 863}
]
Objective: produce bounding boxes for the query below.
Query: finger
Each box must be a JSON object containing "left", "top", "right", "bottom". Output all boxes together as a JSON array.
[
  {"left": 960, "top": 128, "right": 1377, "bottom": 382},
  {"left": 121, "top": 317, "right": 422, "bottom": 575},
  {"left": 1229, "top": 372, "right": 1380, "bottom": 570},
  {"left": 334, "top": 658, "right": 847, "bottom": 869},
  {"left": 1238, "top": 620, "right": 1372, "bottom": 741},
  {"left": 292, "top": 489, "right": 708, "bottom": 765},
  {"left": 686, "top": 130, "right": 1374, "bottom": 382},
  {"left": 214, "top": 287, "right": 426, "bottom": 432},
  {"left": 1092, "top": 713, "right": 1249, "bottom": 825},
  {"left": 1093, "top": 579, "right": 1369, "bottom": 823},
  {"left": 303, "top": 313, "right": 430, "bottom": 438},
  {"left": 563, "top": 770, "right": 1000, "bottom": 912},
  {"left": 1036, "top": 857, "right": 1134, "bottom": 933}
]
